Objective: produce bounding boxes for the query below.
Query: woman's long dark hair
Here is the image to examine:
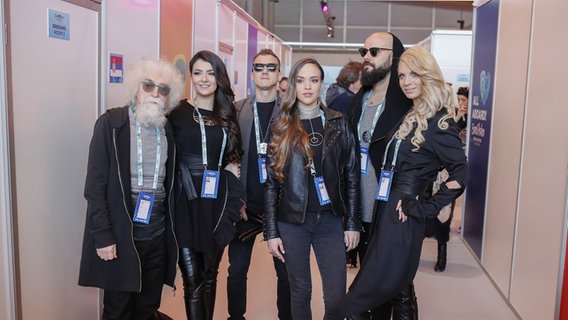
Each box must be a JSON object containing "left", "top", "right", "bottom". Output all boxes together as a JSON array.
[
  {"left": 269, "top": 57, "right": 324, "bottom": 182},
  {"left": 189, "top": 50, "right": 242, "bottom": 164}
]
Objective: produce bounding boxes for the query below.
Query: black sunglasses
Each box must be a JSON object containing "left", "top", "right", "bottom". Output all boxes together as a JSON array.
[
  {"left": 141, "top": 80, "right": 171, "bottom": 96},
  {"left": 252, "top": 63, "right": 279, "bottom": 72},
  {"left": 358, "top": 47, "right": 393, "bottom": 58}
]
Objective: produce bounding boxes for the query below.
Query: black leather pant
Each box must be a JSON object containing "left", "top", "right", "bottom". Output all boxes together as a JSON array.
[{"left": 179, "top": 247, "right": 224, "bottom": 320}]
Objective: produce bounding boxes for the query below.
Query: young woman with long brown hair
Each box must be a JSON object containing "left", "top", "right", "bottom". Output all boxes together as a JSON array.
[{"left": 264, "top": 57, "right": 360, "bottom": 319}]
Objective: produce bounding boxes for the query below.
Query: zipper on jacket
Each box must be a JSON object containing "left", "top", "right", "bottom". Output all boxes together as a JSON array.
[
  {"left": 113, "top": 128, "right": 142, "bottom": 293},
  {"left": 213, "top": 175, "right": 229, "bottom": 233},
  {"left": 167, "top": 140, "right": 179, "bottom": 294}
]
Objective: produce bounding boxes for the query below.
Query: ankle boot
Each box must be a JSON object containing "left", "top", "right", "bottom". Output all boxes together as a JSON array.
[
  {"left": 392, "top": 283, "right": 418, "bottom": 320},
  {"left": 434, "top": 242, "right": 447, "bottom": 272}
]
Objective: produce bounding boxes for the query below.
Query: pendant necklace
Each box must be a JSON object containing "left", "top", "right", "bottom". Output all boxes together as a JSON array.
[{"left": 307, "top": 117, "right": 323, "bottom": 147}]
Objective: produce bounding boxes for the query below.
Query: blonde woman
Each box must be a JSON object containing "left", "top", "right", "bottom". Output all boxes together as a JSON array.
[{"left": 338, "top": 47, "right": 469, "bottom": 319}]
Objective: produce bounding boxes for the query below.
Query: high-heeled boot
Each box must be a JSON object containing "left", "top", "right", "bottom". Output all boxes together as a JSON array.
[
  {"left": 392, "top": 283, "right": 418, "bottom": 320},
  {"left": 202, "top": 250, "right": 223, "bottom": 320},
  {"left": 179, "top": 248, "right": 206, "bottom": 319},
  {"left": 434, "top": 242, "right": 447, "bottom": 272}
]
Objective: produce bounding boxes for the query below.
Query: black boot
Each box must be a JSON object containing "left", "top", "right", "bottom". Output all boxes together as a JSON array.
[
  {"left": 434, "top": 242, "right": 447, "bottom": 272},
  {"left": 179, "top": 248, "right": 206, "bottom": 319},
  {"left": 392, "top": 283, "right": 418, "bottom": 320}
]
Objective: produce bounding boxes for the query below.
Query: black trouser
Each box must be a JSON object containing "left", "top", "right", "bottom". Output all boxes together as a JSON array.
[
  {"left": 178, "top": 247, "right": 224, "bottom": 320},
  {"left": 103, "top": 234, "right": 166, "bottom": 320},
  {"left": 227, "top": 235, "right": 291, "bottom": 320}
]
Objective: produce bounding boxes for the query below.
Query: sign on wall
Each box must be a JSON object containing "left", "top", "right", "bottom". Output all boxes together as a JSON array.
[
  {"left": 48, "top": 9, "right": 70, "bottom": 40},
  {"left": 109, "top": 53, "right": 123, "bottom": 83}
]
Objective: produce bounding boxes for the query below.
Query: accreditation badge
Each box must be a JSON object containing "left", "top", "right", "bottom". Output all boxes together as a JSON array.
[
  {"left": 258, "top": 157, "right": 267, "bottom": 183},
  {"left": 133, "top": 192, "right": 154, "bottom": 224},
  {"left": 201, "top": 169, "right": 220, "bottom": 199},
  {"left": 314, "top": 176, "right": 331, "bottom": 205},
  {"left": 376, "top": 169, "right": 393, "bottom": 201},
  {"left": 360, "top": 146, "right": 369, "bottom": 174}
]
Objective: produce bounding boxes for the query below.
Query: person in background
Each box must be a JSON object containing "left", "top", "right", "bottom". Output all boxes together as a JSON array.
[
  {"left": 264, "top": 57, "right": 360, "bottom": 320},
  {"left": 425, "top": 86, "right": 469, "bottom": 273},
  {"left": 228, "top": 48, "right": 291, "bottom": 320},
  {"left": 338, "top": 46, "right": 469, "bottom": 320},
  {"left": 455, "top": 86, "right": 469, "bottom": 142},
  {"left": 325, "top": 61, "right": 362, "bottom": 114},
  {"left": 169, "top": 50, "right": 244, "bottom": 320},
  {"left": 79, "top": 58, "right": 184, "bottom": 320},
  {"left": 277, "top": 76, "right": 288, "bottom": 98},
  {"left": 346, "top": 31, "right": 413, "bottom": 319}
]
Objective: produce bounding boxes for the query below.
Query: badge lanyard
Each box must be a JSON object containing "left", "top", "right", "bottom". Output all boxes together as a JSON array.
[
  {"left": 376, "top": 135, "right": 402, "bottom": 202},
  {"left": 308, "top": 110, "right": 330, "bottom": 206},
  {"left": 253, "top": 98, "right": 276, "bottom": 183},
  {"left": 357, "top": 91, "right": 385, "bottom": 174},
  {"left": 133, "top": 119, "right": 161, "bottom": 224},
  {"left": 194, "top": 104, "right": 227, "bottom": 199}
]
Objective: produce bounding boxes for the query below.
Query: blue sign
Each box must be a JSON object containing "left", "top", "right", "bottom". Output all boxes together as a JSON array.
[
  {"left": 463, "top": 0, "right": 499, "bottom": 258},
  {"left": 48, "top": 9, "right": 70, "bottom": 41}
]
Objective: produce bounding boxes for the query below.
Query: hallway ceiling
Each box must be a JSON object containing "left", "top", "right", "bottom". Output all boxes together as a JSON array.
[{"left": 236, "top": 1, "right": 474, "bottom": 49}]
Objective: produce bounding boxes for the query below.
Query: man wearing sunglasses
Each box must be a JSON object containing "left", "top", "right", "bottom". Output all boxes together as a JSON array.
[
  {"left": 228, "top": 49, "right": 292, "bottom": 320},
  {"left": 79, "top": 58, "right": 184, "bottom": 319},
  {"left": 343, "top": 32, "right": 414, "bottom": 319}
]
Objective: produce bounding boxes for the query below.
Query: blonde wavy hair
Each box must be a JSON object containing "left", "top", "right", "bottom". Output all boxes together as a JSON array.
[{"left": 395, "top": 47, "right": 456, "bottom": 151}]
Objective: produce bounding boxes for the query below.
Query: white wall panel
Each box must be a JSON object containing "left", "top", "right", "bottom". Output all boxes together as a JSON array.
[
  {"left": 0, "top": 0, "right": 16, "bottom": 318},
  {"left": 509, "top": 0, "right": 568, "bottom": 318},
  {"left": 105, "top": 0, "right": 160, "bottom": 109},
  {"left": 483, "top": 0, "right": 531, "bottom": 302},
  {"left": 194, "top": 0, "right": 217, "bottom": 53},
  {"left": 234, "top": 14, "right": 249, "bottom": 100},
  {"left": 9, "top": 0, "right": 99, "bottom": 318}
]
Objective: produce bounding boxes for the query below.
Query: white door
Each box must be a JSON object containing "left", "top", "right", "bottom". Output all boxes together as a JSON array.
[{"left": 9, "top": 0, "right": 100, "bottom": 318}]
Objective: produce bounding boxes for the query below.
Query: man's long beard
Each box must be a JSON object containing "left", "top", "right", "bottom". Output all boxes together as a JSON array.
[
  {"left": 361, "top": 61, "right": 391, "bottom": 87},
  {"left": 136, "top": 98, "right": 167, "bottom": 128}
]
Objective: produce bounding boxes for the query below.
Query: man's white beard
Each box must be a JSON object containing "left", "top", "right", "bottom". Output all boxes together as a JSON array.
[{"left": 136, "top": 98, "right": 167, "bottom": 128}]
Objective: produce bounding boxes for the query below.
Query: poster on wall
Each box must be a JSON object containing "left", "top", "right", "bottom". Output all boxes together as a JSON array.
[
  {"left": 109, "top": 53, "right": 123, "bottom": 83},
  {"left": 48, "top": 9, "right": 70, "bottom": 40},
  {"left": 463, "top": 0, "right": 499, "bottom": 259}
]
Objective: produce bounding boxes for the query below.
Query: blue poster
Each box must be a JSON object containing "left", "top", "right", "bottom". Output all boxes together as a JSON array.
[
  {"left": 48, "top": 9, "right": 70, "bottom": 41},
  {"left": 463, "top": 0, "right": 499, "bottom": 258}
]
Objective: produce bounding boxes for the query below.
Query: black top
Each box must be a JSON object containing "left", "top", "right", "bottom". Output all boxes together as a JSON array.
[
  {"left": 301, "top": 117, "right": 332, "bottom": 212},
  {"left": 246, "top": 101, "right": 276, "bottom": 212}
]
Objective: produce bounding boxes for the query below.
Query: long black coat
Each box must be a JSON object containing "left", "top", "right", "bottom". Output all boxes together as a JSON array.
[{"left": 78, "top": 106, "right": 178, "bottom": 292}]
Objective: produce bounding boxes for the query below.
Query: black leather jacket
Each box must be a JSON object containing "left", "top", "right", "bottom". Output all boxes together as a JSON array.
[{"left": 264, "top": 107, "right": 360, "bottom": 240}]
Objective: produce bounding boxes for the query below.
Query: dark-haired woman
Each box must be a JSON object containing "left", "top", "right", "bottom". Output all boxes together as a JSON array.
[
  {"left": 264, "top": 57, "right": 360, "bottom": 320},
  {"left": 169, "top": 50, "right": 243, "bottom": 320}
]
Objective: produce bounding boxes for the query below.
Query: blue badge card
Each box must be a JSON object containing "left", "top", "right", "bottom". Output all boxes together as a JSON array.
[
  {"left": 314, "top": 176, "right": 331, "bottom": 205},
  {"left": 360, "top": 146, "right": 369, "bottom": 174},
  {"left": 201, "top": 170, "right": 220, "bottom": 199},
  {"left": 133, "top": 192, "right": 154, "bottom": 224},
  {"left": 258, "top": 157, "right": 267, "bottom": 183},
  {"left": 376, "top": 169, "right": 393, "bottom": 201}
]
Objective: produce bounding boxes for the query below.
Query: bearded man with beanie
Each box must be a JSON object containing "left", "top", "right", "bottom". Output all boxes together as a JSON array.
[{"left": 337, "top": 32, "right": 413, "bottom": 320}]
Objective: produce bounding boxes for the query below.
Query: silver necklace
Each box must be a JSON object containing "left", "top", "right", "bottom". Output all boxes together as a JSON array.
[{"left": 307, "top": 117, "right": 323, "bottom": 147}]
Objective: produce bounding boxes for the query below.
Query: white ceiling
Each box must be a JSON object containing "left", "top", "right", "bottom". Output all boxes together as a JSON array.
[{"left": 234, "top": 0, "right": 474, "bottom": 49}]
